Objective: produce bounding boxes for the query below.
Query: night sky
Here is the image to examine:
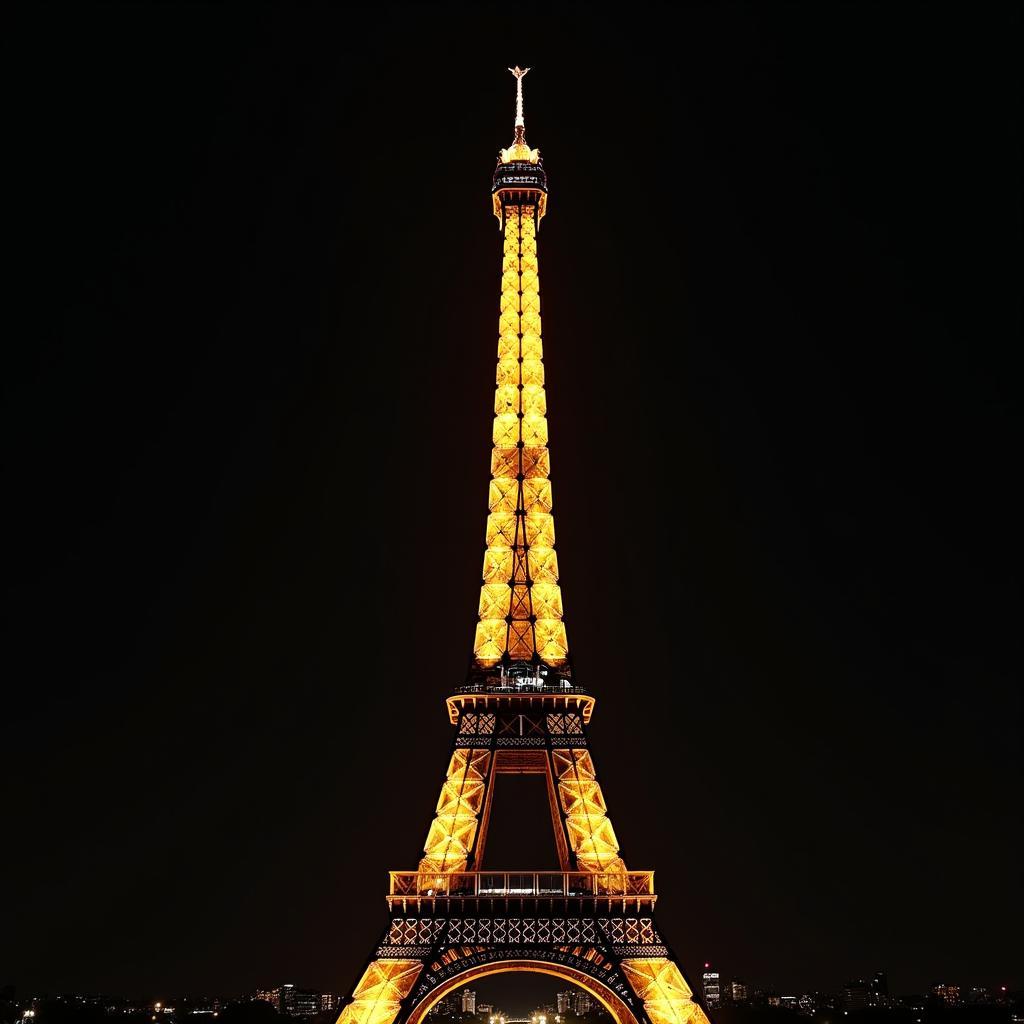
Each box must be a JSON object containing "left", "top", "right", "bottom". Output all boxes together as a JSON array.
[{"left": 4, "top": 3, "right": 1020, "bottom": 1004}]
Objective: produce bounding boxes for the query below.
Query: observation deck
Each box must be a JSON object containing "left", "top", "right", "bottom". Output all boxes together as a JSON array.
[
  {"left": 491, "top": 155, "right": 548, "bottom": 224},
  {"left": 448, "top": 668, "right": 593, "bottom": 723},
  {"left": 491, "top": 159, "right": 548, "bottom": 224},
  {"left": 492, "top": 159, "right": 548, "bottom": 195},
  {"left": 387, "top": 870, "right": 656, "bottom": 913}
]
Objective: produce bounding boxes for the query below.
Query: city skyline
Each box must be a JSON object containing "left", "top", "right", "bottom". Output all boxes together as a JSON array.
[
  {"left": 3, "top": 1, "right": 1020, "bottom": 1006},
  {"left": 4, "top": 976, "right": 1019, "bottom": 1018}
]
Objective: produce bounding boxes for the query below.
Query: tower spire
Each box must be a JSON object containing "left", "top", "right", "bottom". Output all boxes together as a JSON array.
[
  {"left": 498, "top": 66, "right": 541, "bottom": 168},
  {"left": 510, "top": 65, "right": 529, "bottom": 143}
]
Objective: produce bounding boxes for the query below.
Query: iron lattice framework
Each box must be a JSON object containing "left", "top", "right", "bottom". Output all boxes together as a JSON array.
[{"left": 336, "top": 69, "right": 713, "bottom": 1024}]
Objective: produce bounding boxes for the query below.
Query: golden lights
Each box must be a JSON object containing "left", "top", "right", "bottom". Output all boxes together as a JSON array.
[
  {"left": 337, "top": 961, "right": 423, "bottom": 1024},
  {"left": 335, "top": 70, "right": 712, "bottom": 1024},
  {"left": 553, "top": 749, "right": 625, "bottom": 875},
  {"left": 473, "top": 206, "right": 568, "bottom": 669},
  {"left": 620, "top": 960, "right": 712, "bottom": 1024},
  {"left": 418, "top": 748, "right": 491, "bottom": 874},
  {"left": 499, "top": 141, "right": 541, "bottom": 164}
]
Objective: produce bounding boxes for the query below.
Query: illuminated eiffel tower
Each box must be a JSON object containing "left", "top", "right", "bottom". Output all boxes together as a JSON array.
[{"left": 336, "top": 69, "right": 714, "bottom": 1024}]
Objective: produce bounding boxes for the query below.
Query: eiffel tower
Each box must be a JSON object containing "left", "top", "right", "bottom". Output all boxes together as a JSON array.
[{"left": 336, "top": 68, "right": 714, "bottom": 1024}]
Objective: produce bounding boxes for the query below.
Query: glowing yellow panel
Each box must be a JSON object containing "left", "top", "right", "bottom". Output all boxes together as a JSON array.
[
  {"left": 560, "top": 792, "right": 604, "bottom": 821},
  {"left": 564, "top": 813, "right": 614, "bottom": 849},
  {"left": 521, "top": 311, "right": 542, "bottom": 335},
  {"left": 486, "top": 512, "right": 517, "bottom": 547},
  {"left": 520, "top": 384, "right": 546, "bottom": 415},
  {"left": 520, "top": 333, "right": 543, "bottom": 360},
  {"left": 530, "top": 583, "right": 563, "bottom": 619},
  {"left": 572, "top": 846, "right": 625, "bottom": 874},
  {"left": 558, "top": 778, "right": 607, "bottom": 816},
  {"left": 644, "top": 1004, "right": 702, "bottom": 1024},
  {"left": 448, "top": 748, "right": 491, "bottom": 780},
  {"left": 521, "top": 413, "right": 548, "bottom": 446},
  {"left": 488, "top": 477, "right": 519, "bottom": 512},
  {"left": 553, "top": 749, "right": 597, "bottom": 780},
  {"left": 424, "top": 816, "right": 477, "bottom": 857},
  {"left": 620, "top": 959, "right": 704, "bottom": 1024},
  {"left": 567, "top": 814, "right": 619, "bottom": 852},
  {"left": 497, "top": 334, "right": 518, "bottom": 359},
  {"left": 478, "top": 583, "right": 511, "bottom": 620},
  {"left": 520, "top": 251, "right": 538, "bottom": 273},
  {"left": 496, "top": 358, "right": 519, "bottom": 386},
  {"left": 536, "top": 618, "right": 568, "bottom": 664},
  {"left": 494, "top": 385, "right": 519, "bottom": 415},
  {"left": 492, "top": 413, "right": 519, "bottom": 446},
  {"left": 520, "top": 268, "right": 538, "bottom": 291},
  {"left": 498, "top": 313, "right": 519, "bottom": 340},
  {"left": 337, "top": 1001, "right": 401, "bottom": 1024},
  {"left": 528, "top": 546, "right": 559, "bottom": 582},
  {"left": 521, "top": 290, "right": 540, "bottom": 315},
  {"left": 482, "top": 546, "right": 513, "bottom": 582},
  {"left": 473, "top": 620, "right": 505, "bottom": 664},
  {"left": 500, "top": 289, "right": 519, "bottom": 314},
  {"left": 525, "top": 512, "right": 555, "bottom": 547},
  {"left": 491, "top": 447, "right": 520, "bottom": 478},
  {"left": 352, "top": 960, "right": 423, "bottom": 1002},
  {"left": 338, "top": 960, "right": 424, "bottom": 1024},
  {"left": 588, "top": 855, "right": 627, "bottom": 877},
  {"left": 520, "top": 447, "right": 550, "bottom": 478},
  {"left": 521, "top": 358, "right": 544, "bottom": 386},
  {"left": 436, "top": 778, "right": 486, "bottom": 815},
  {"left": 522, "top": 478, "right": 552, "bottom": 512},
  {"left": 501, "top": 269, "right": 520, "bottom": 292}
]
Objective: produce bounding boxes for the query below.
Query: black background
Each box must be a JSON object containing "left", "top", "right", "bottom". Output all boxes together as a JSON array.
[{"left": 4, "top": 2, "right": 1020, "bottom": 1003}]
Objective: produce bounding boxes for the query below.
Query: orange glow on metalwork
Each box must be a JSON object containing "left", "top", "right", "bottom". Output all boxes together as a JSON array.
[
  {"left": 552, "top": 749, "right": 626, "bottom": 874},
  {"left": 418, "top": 748, "right": 491, "bottom": 873},
  {"left": 336, "top": 961, "right": 423, "bottom": 1024},
  {"left": 473, "top": 206, "right": 568, "bottom": 669},
  {"left": 619, "top": 960, "right": 713, "bottom": 1024}
]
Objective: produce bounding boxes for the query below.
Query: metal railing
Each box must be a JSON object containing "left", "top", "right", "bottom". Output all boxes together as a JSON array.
[
  {"left": 458, "top": 664, "right": 581, "bottom": 693},
  {"left": 389, "top": 871, "right": 654, "bottom": 899},
  {"left": 451, "top": 683, "right": 591, "bottom": 696}
]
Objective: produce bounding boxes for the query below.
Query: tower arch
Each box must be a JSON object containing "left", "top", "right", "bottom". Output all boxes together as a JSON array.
[{"left": 405, "top": 958, "right": 642, "bottom": 1024}]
